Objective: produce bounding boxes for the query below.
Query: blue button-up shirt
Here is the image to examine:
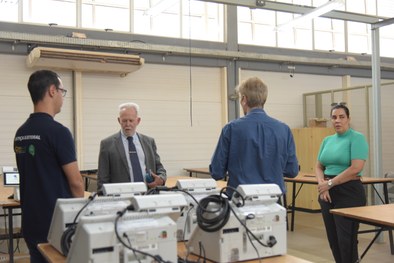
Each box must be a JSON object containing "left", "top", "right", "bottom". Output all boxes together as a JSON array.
[{"left": 210, "top": 108, "right": 299, "bottom": 198}]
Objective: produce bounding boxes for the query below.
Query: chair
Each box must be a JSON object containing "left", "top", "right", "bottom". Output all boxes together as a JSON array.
[{"left": 384, "top": 171, "right": 394, "bottom": 203}]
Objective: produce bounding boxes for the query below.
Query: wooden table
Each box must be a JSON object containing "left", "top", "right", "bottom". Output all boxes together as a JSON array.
[
  {"left": 0, "top": 183, "right": 21, "bottom": 263},
  {"left": 284, "top": 173, "right": 394, "bottom": 231},
  {"left": 0, "top": 179, "right": 90, "bottom": 263},
  {"left": 184, "top": 167, "right": 210, "bottom": 177},
  {"left": 177, "top": 242, "right": 313, "bottom": 263},
  {"left": 38, "top": 243, "right": 66, "bottom": 263},
  {"left": 38, "top": 242, "right": 312, "bottom": 263},
  {"left": 80, "top": 170, "right": 98, "bottom": 191},
  {"left": 331, "top": 204, "right": 394, "bottom": 258}
]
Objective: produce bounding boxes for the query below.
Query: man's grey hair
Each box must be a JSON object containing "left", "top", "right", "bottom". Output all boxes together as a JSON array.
[{"left": 119, "top": 102, "right": 140, "bottom": 115}]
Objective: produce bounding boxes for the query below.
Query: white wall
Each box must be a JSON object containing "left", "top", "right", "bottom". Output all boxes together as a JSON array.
[
  {"left": 240, "top": 70, "right": 343, "bottom": 128},
  {"left": 0, "top": 55, "right": 73, "bottom": 167}
]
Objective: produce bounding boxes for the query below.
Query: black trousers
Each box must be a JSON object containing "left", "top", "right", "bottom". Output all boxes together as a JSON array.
[
  {"left": 318, "top": 179, "right": 366, "bottom": 263},
  {"left": 25, "top": 237, "right": 47, "bottom": 263}
]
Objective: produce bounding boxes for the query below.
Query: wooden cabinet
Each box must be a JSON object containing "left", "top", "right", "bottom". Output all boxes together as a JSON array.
[
  {"left": 292, "top": 128, "right": 335, "bottom": 174},
  {"left": 286, "top": 127, "right": 335, "bottom": 210}
]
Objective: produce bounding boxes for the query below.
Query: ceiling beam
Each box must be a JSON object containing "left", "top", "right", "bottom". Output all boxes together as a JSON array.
[
  {"left": 197, "top": 0, "right": 384, "bottom": 24},
  {"left": 2, "top": 30, "right": 394, "bottom": 71}
]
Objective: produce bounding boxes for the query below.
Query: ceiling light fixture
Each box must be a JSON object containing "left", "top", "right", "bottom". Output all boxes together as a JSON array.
[
  {"left": 144, "top": 0, "right": 178, "bottom": 17},
  {"left": 276, "top": 0, "right": 345, "bottom": 30},
  {"left": 0, "top": 0, "right": 18, "bottom": 5}
]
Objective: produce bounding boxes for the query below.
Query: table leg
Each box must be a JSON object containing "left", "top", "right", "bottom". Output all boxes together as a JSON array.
[
  {"left": 84, "top": 177, "right": 89, "bottom": 191},
  {"left": 388, "top": 229, "right": 394, "bottom": 255},
  {"left": 282, "top": 193, "right": 289, "bottom": 231},
  {"left": 291, "top": 182, "right": 296, "bottom": 231},
  {"left": 383, "top": 182, "right": 394, "bottom": 254},
  {"left": 7, "top": 207, "right": 14, "bottom": 263},
  {"left": 360, "top": 228, "right": 383, "bottom": 259}
]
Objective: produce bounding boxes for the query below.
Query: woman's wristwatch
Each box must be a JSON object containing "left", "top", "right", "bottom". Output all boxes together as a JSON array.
[{"left": 328, "top": 179, "right": 333, "bottom": 188}]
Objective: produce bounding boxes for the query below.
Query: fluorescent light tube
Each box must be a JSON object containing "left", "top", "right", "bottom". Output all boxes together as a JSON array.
[
  {"left": 276, "top": 0, "right": 345, "bottom": 30},
  {"left": 144, "top": 0, "right": 178, "bottom": 17}
]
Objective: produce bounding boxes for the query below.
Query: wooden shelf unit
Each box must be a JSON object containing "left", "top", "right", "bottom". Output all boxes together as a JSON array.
[{"left": 287, "top": 127, "right": 335, "bottom": 210}]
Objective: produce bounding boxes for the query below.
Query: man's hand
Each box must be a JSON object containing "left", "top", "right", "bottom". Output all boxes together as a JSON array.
[{"left": 147, "top": 172, "right": 164, "bottom": 188}]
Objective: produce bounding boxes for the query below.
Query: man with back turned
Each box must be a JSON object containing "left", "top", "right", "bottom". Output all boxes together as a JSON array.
[{"left": 210, "top": 76, "right": 299, "bottom": 198}]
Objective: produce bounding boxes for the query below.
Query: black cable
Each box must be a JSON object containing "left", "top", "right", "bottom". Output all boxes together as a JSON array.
[
  {"left": 165, "top": 184, "right": 274, "bottom": 259},
  {"left": 182, "top": 205, "right": 194, "bottom": 242},
  {"left": 123, "top": 231, "right": 142, "bottom": 263},
  {"left": 60, "top": 192, "right": 98, "bottom": 256},
  {"left": 114, "top": 208, "right": 173, "bottom": 263},
  {"left": 197, "top": 241, "right": 206, "bottom": 263},
  {"left": 146, "top": 184, "right": 266, "bottom": 262},
  {"left": 145, "top": 185, "right": 177, "bottom": 195},
  {"left": 145, "top": 186, "right": 202, "bottom": 212},
  {"left": 145, "top": 187, "right": 161, "bottom": 195},
  {"left": 196, "top": 194, "right": 230, "bottom": 233},
  {"left": 228, "top": 197, "right": 277, "bottom": 248},
  {"left": 192, "top": 185, "right": 276, "bottom": 262},
  {"left": 193, "top": 186, "right": 241, "bottom": 233},
  {"left": 177, "top": 256, "right": 200, "bottom": 263},
  {"left": 60, "top": 224, "right": 76, "bottom": 256}
]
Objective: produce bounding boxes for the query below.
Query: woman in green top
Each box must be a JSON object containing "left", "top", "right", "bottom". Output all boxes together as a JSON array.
[{"left": 316, "top": 103, "right": 369, "bottom": 263}]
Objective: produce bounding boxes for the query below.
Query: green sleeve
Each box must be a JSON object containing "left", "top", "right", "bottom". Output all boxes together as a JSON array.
[{"left": 351, "top": 132, "right": 368, "bottom": 160}]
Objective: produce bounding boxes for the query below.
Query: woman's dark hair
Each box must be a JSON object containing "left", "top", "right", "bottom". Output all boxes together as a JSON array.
[
  {"left": 27, "top": 70, "right": 60, "bottom": 104},
  {"left": 331, "top": 103, "right": 350, "bottom": 118}
]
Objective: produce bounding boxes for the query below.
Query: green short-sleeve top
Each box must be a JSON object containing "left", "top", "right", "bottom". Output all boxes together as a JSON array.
[{"left": 317, "top": 128, "right": 369, "bottom": 176}]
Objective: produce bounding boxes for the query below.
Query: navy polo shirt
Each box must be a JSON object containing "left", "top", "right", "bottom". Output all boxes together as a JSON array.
[{"left": 14, "top": 112, "right": 76, "bottom": 244}]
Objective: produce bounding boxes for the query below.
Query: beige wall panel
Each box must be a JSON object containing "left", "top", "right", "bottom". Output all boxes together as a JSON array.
[
  {"left": 240, "top": 70, "right": 343, "bottom": 128},
  {"left": 0, "top": 54, "right": 73, "bottom": 167},
  {"left": 81, "top": 64, "right": 224, "bottom": 178}
]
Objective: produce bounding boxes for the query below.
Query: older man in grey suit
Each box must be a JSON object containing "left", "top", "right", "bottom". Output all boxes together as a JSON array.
[{"left": 97, "top": 102, "right": 166, "bottom": 192}]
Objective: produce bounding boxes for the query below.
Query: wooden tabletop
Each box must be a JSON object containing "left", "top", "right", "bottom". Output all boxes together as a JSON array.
[
  {"left": 38, "top": 243, "right": 66, "bottom": 263},
  {"left": 0, "top": 183, "right": 20, "bottom": 208},
  {"left": 284, "top": 173, "right": 394, "bottom": 185},
  {"left": 81, "top": 173, "right": 98, "bottom": 180},
  {"left": 183, "top": 170, "right": 394, "bottom": 185},
  {"left": 38, "top": 242, "right": 312, "bottom": 263},
  {"left": 183, "top": 167, "right": 210, "bottom": 174},
  {"left": 330, "top": 203, "right": 394, "bottom": 228},
  {"left": 284, "top": 173, "right": 317, "bottom": 184},
  {"left": 1, "top": 181, "right": 91, "bottom": 202},
  {"left": 177, "top": 242, "right": 312, "bottom": 263}
]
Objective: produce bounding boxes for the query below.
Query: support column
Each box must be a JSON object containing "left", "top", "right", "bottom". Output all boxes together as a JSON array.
[{"left": 72, "top": 71, "right": 84, "bottom": 168}]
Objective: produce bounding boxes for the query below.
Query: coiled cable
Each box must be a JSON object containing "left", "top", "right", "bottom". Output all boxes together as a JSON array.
[
  {"left": 60, "top": 192, "right": 98, "bottom": 256},
  {"left": 196, "top": 192, "right": 230, "bottom": 233}
]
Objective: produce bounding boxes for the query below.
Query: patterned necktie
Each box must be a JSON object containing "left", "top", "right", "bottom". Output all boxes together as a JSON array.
[{"left": 127, "top": 136, "right": 144, "bottom": 182}]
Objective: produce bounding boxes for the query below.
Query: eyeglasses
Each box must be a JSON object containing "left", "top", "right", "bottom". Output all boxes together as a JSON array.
[
  {"left": 57, "top": 87, "right": 67, "bottom": 97},
  {"left": 331, "top": 102, "right": 347, "bottom": 107}
]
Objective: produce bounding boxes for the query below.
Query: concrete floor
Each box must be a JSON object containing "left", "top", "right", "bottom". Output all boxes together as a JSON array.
[{"left": 287, "top": 211, "right": 394, "bottom": 263}]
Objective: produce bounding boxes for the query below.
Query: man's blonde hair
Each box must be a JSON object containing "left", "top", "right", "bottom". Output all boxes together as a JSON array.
[{"left": 236, "top": 77, "right": 268, "bottom": 108}]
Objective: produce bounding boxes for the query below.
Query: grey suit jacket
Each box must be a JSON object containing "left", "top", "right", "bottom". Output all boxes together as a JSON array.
[{"left": 97, "top": 131, "right": 167, "bottom": 191}]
